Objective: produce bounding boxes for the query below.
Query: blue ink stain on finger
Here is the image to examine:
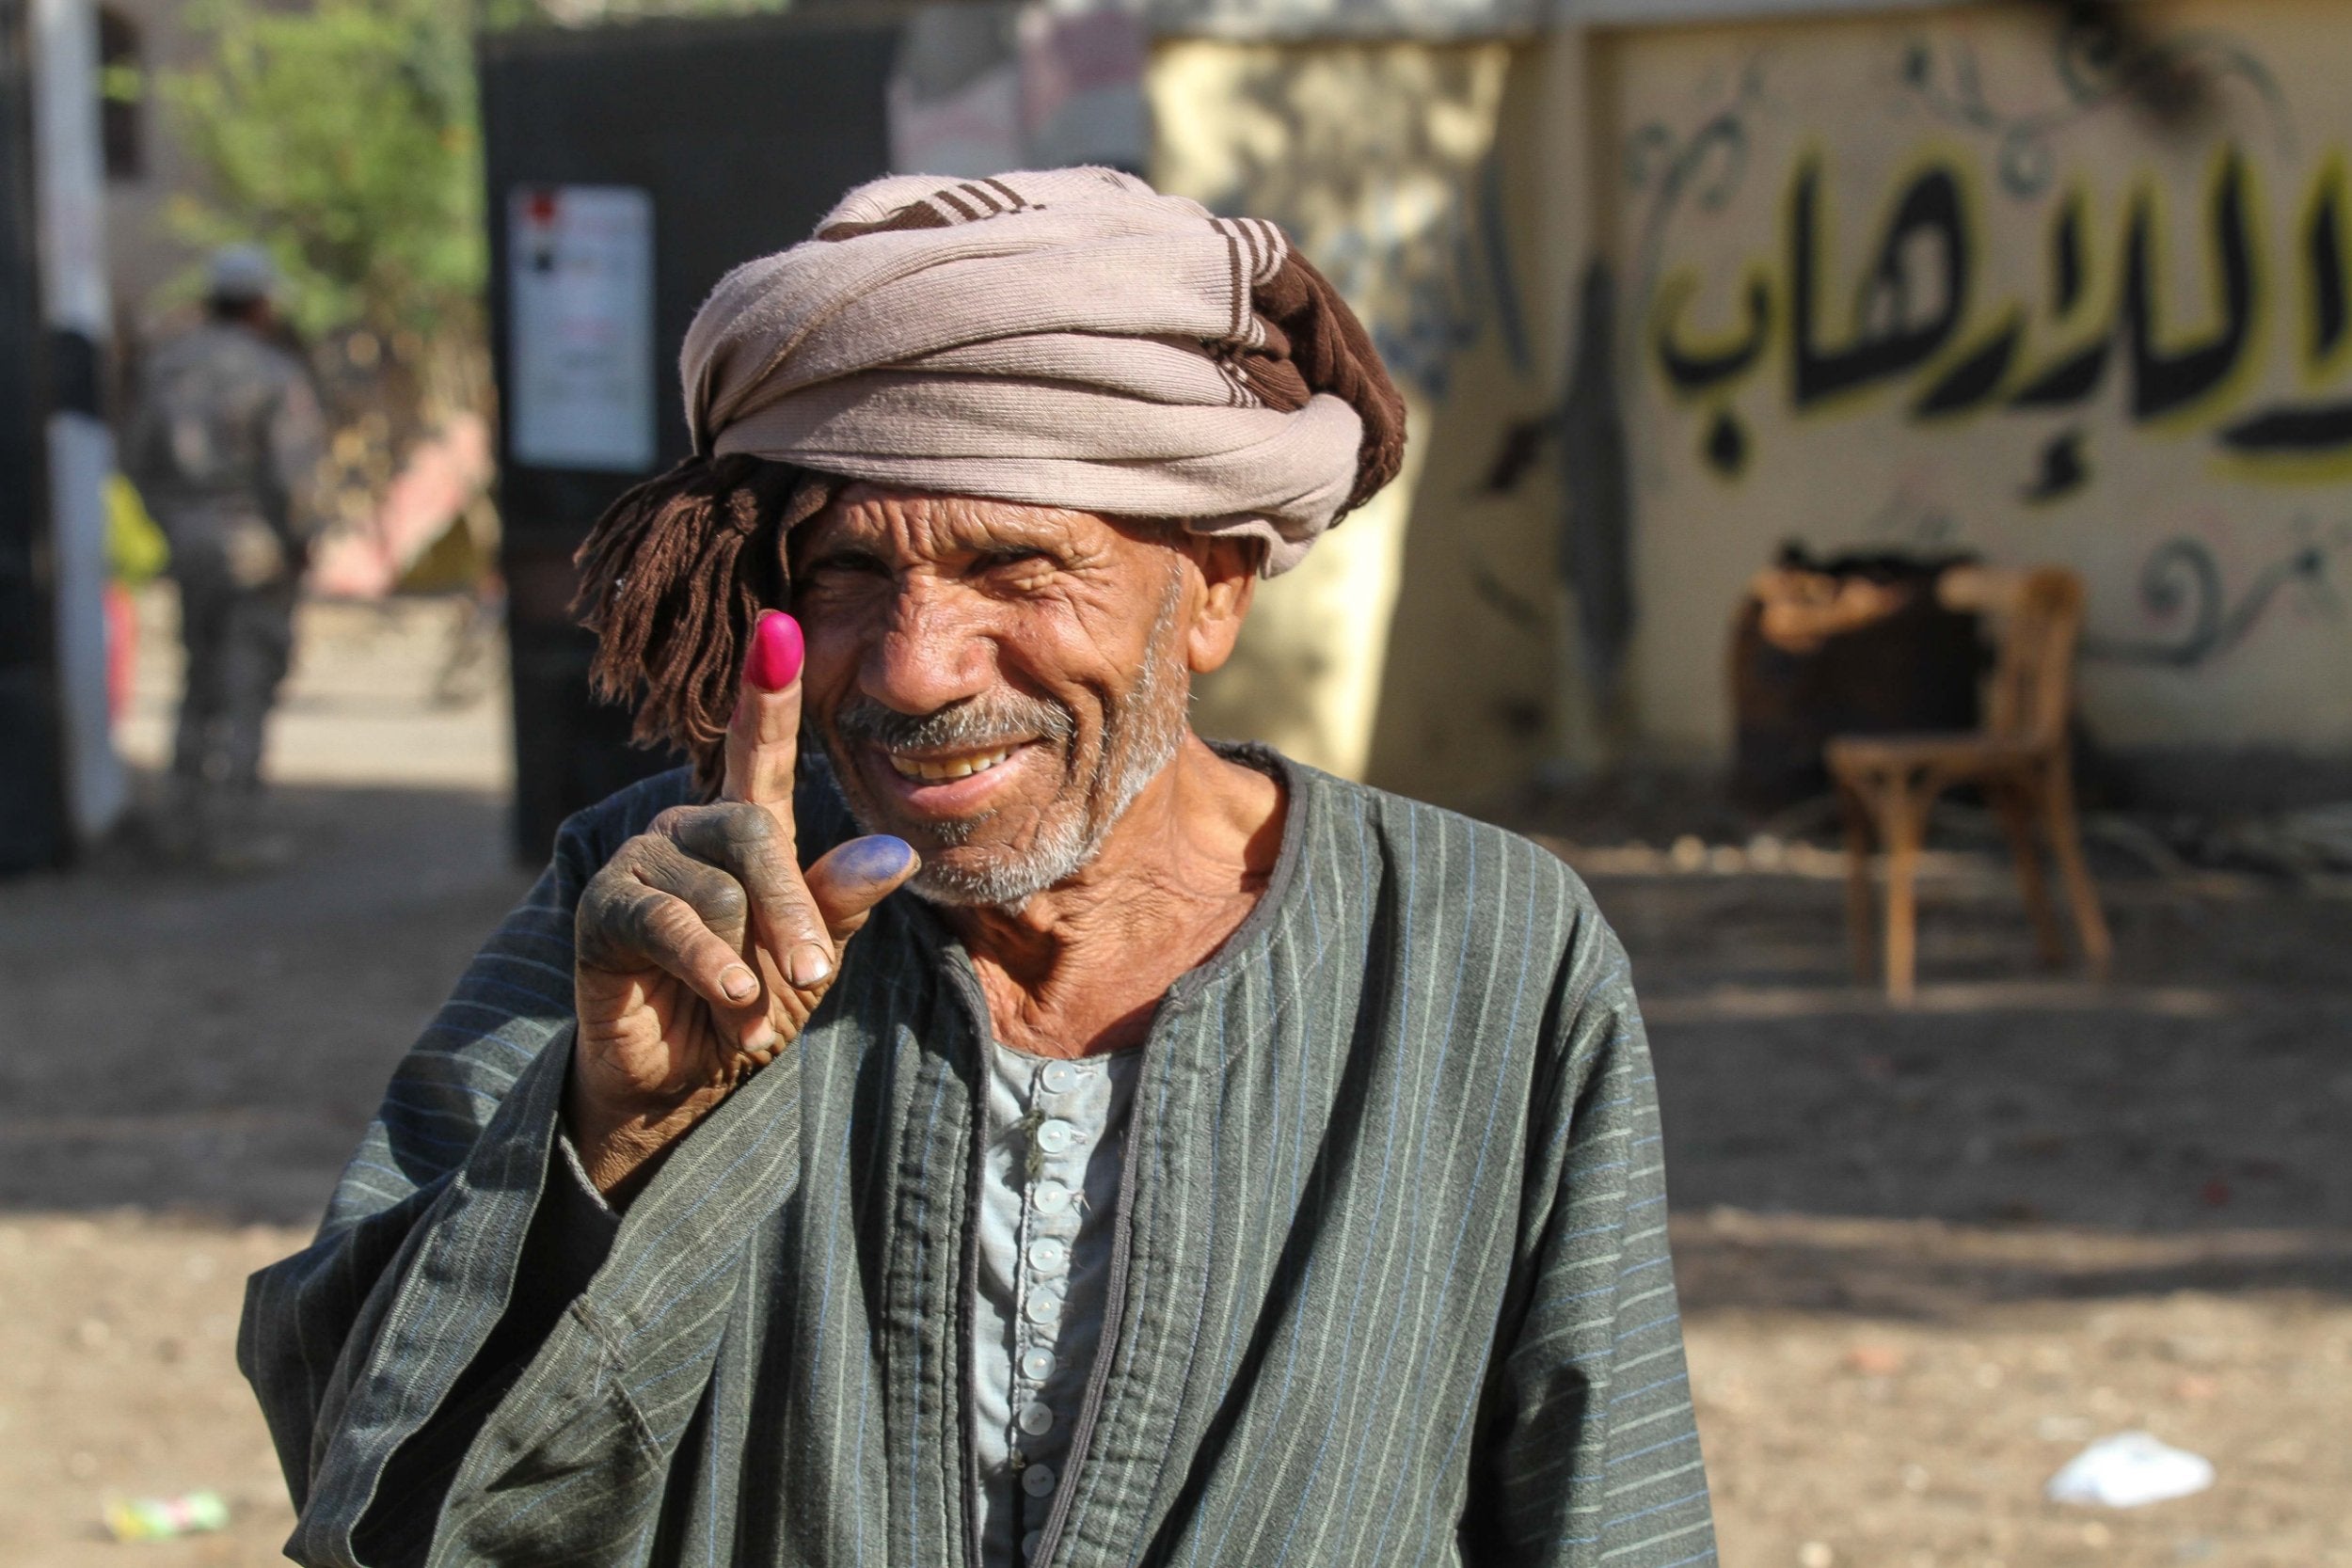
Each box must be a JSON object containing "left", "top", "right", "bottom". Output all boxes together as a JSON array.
[{"left": 836, "top": 835, "right": 915, "bottom": 882}]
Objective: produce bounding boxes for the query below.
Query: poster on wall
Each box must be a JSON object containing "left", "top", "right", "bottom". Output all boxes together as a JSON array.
[{"left": 507, "top": 184, "right": 656, "bottom": 473}]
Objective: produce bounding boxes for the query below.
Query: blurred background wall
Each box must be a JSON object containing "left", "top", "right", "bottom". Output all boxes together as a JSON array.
[
  {"left": 1162, "top": 0, "right": 2352, "bottom": 814},
  {"left": 1595, "top": 0, "right": 2352, "bottom": 808},
  {"left": 14, "top": 0, "right": 2350, "bottom": 869}
]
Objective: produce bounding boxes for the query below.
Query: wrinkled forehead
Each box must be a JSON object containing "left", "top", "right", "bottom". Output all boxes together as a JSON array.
[{"left": 794, "top": 483, "right": 1165, "bottom": 563}]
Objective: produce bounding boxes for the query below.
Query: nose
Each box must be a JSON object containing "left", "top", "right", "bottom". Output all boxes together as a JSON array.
[{"left": 860, "top": 577, "right": 997, "bottom": 716}]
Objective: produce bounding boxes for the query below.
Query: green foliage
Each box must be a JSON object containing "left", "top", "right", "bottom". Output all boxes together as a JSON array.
[
  {"left": 162, "top": 0, "right": 485, "bottom": 353},
  {"left": 161, "top": 0, "right": 798, "bottom": 420}
]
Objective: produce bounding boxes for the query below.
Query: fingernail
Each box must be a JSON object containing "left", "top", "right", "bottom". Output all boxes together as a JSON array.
[
  {"left": 786, "top": 942, "right": 834, "bottom": 989},
  {"left": 744, "top": 1021, "right": 778, "bottom": 1054},
  {"left": 720, "top": 964, "right": 759, "bottom": 1003},
  {"left": 840, "top": 835, "right": 915, "bottom": 882},
  {"left": 745, "top": 611, "right": 803, "bottom": 691}
]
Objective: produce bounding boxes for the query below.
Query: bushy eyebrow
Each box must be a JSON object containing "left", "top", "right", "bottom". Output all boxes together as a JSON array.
[
  {"left": 972, "top": 541, "right": 1064, "bottom": 566},
  {"left": 798, "top": 510, "right": 1081, "bottom": 572}
]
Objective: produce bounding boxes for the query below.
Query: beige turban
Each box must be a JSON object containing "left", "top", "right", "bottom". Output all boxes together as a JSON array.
[{"left": 677, "top": 166, "right": 1405, "bottom": 575}]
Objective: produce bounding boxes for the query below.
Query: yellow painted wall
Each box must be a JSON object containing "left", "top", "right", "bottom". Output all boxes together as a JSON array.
[
  {"left": 1152, "top": 37, "right": 1584, "bottom": 801},
  {"left": 1602, "top": 0, "right": 2352, "bottom": 766}
]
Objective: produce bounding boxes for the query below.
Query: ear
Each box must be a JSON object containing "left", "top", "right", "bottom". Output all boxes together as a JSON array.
[{"left": 1178, "top": 532, "right": 1260, "bottom": 674}]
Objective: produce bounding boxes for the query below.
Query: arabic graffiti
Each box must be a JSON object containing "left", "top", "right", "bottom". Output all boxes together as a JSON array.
[
  {"left": 1623, "top": 59, "right": 1765, "bottom": 310},
  {"left": 1901, "top": 22, "right": 2294, "bottom": 198},
  {"left": 2081, "top": 531, "right": 2342, "bottom": 667},
  {"left": 1648, "top": 140, "right": 2352, "bottom": 486},
  {"left": 1836, "top": 462, "right": 2343, "bottom": 668},
  {"left": 1262, "top": 150, "right": 1528, "bottom": 404},
  {"left": 1791, "top": 157, "right": 1974, "bottom": 410}
]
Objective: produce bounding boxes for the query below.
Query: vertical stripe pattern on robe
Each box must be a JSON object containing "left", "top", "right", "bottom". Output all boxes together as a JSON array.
[{"left": 241, "top": 752, "right": 1715, "bottom": 1568}]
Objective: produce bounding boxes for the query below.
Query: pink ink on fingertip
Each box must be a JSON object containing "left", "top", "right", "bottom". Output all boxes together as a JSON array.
[{"left": 745, "top": 611, "right": 803, "bottom": 691}]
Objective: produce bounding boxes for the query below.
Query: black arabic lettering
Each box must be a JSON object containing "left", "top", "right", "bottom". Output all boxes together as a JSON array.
[
  {"left": 2009, "top": 192, "right": 2113, "bottom": 408},
  {"left": 2306, "top": 173, "right": 2347, "bottom": 363},
  {"left": 2053, "top": 193, "right": 2087, "bottom": 314},
  {"left": 1915, "top": 310, "right": 2025, "bottom": 418},
  {"left": 1654, "top": 140, "right": 2352, "bottom": 466},
  {"left": 2217, "top": 158, "right": 2352, "bottom": 455},
  {"left": 1651, "top": 270, "right": 1773, "bottom": 396},
  {"left": 2122, "top": 150, "right": 2258, "bottom": 420},
  {"left": 2009, "top": 335, "right": 2112, "bottom": 407},
  {"left": 1792, "top": 158, "right": 1974, "bottom": 406}
]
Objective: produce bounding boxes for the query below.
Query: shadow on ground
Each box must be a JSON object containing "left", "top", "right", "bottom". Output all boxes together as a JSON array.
[
  {"left": 0, "top": 782, "right": 534, "bottom": 1225},
  {"left": 1672, "top": 1210, "right": 2352, "bottom": 1317},
  {"left": 1578, "top": 862, "right": 2352, "bottom": 1307},
  {"left": 8, "top": 775, "right": 2351, "bottom": 1263}
]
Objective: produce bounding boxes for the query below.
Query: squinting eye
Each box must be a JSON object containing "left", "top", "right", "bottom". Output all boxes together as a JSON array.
[{"left": 806, "top": 555, "right": 889, "bottom": 580}]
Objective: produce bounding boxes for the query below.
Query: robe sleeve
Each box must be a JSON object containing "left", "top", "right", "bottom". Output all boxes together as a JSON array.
[
  {"left": 239, "top": 1026, "right": 586, "bottom": 1566},
  {"left": 235, "top": 773, "right": 675, "bottom": 1562},
  {"left": 1464, "top": 913, "right": 1718, "bottom": 1568},
  {"left": 236, "top": 763, "right": 849, "bottom": 1565},
  {"left": 240, "top": 1013, "right": 813, "bottom": 1567}
]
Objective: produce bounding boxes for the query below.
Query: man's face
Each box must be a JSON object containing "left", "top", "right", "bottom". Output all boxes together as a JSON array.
[{"left": 790, "top": 486, "right": 1194, "bottom": 909}]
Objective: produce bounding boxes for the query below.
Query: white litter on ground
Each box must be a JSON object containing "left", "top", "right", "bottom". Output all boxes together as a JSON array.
[{"left": 2045, "top": 1432, "right": 2217, "bottom": 1508}]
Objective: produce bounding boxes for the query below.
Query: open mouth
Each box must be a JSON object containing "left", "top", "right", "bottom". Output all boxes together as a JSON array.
[{"left": 884, "top": 745, "right": 1020, "bottom": 784}]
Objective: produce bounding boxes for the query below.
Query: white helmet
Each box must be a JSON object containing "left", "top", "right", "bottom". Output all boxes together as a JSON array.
[{"left": 207, "top": 244, "right": 278, "bottom": 304}]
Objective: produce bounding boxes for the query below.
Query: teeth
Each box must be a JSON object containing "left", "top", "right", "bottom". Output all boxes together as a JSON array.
[{"left": 888, "top": 747, "right": 1013, "bottom": 783}]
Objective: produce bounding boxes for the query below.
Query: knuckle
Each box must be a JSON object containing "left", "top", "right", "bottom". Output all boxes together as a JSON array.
[
  {"left": 773, "top": 890, "right": 828, "bottom": 942},
  {"left": 577, "top": 879, "right": 650, "bottom": 968},
  {"left": 611, "top": 831, "right": 663, "bottom": 866},
  {"left": 701, "top": 875, "right": 750, "bottom": 927},
  {"left": 719, "top": 804, "right": 776, "bottom": 847},
  {"left": 578, "top": 865, "right": 631, "bottom": 929},
  {"left": 617, "top": 887, "right": 670, "bottom": 947},
  {"left": 639, "top": 893, "right": 710, "bottom": 955}
]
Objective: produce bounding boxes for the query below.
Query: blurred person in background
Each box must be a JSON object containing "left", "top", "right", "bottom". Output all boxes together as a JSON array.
[
  {"left": 240, "top": 170, "right": 1712, "bottom": 1567},
  {"left": 124, "top": 244, "right": 326, "bottom": 870}
]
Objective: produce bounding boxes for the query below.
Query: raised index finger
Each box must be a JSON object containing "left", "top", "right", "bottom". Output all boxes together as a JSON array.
[{"left": 724, "top": 610, "right": 803, "bottom": 820}]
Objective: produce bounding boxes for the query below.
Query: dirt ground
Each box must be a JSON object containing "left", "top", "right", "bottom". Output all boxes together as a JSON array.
[{"left": 1, "top": 588, "right": 2347, "bottom": 1565}]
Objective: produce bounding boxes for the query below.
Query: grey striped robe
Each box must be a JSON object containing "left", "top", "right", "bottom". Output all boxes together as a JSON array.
[{"left": 241, "top": 752, "right": 1715, "bottom": 1567}]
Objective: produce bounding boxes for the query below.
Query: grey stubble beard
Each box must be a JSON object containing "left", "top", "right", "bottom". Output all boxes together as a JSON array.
[{"left": 821, "top": 565, "right": 1191, "bottom": 912}]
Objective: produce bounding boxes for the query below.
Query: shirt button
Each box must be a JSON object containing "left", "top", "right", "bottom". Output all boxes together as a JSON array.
[
  {"left": 1026, "top": 1237, "right": 1069, "bottom": 1274},
  {"left": 1019, "top": 1401, "right": 1055, "bottom": 1435},
  {"left": 1032, "top": 1180, "right": 1073, "bottom": 1214},
  {"left": 1025, "top": 1289, "right": 1063, "bottom": 1326},
  {"left": 1020, "top": 1347, "right": 1057, "bottom": 1382},
  {"left": 1040, "top": 1060, "right": 1078, "bottom": 1094},
  {"left": 1021, "top": 1529, "right": 1042, "bottom": 1559},
  {"left": 1034, "top": 1119, "right": 1077, "bottom": 1155},
  {"left": 1023, "top": 1463, "right": 1057, "bottom": 1497}
]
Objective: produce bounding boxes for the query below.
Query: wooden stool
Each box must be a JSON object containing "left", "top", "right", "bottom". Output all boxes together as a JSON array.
[{"left": 1827, "top": 566, "right": 2112, "bottom": 1003}]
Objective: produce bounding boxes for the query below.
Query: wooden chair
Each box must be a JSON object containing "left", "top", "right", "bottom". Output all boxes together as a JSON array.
[{"left": 1827, "top": 565, "right": 2112, "bottom": 1003}]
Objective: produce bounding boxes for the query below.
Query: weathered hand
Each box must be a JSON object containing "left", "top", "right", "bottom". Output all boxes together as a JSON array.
[{"left": 568, "top": 611, "right": 916, "bottom": 1196}]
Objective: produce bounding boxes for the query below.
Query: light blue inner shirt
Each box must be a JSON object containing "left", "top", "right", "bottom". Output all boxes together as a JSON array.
[{"left": 971, "top": 1038, "right": 1142, "bottom": 1567}]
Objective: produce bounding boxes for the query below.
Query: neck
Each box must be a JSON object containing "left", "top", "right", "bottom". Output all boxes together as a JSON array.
[{"left": 943, "top": 735, "right": 1284, "bottom": 1057}]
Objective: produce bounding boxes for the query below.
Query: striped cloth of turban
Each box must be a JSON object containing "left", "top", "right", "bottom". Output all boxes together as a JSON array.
[{"left": 677, "top": 166, "right": 1406, "bottom": 575}]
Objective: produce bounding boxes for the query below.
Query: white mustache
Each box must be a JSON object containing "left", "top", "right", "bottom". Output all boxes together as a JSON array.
[{"left": 831, "top": 692, "right": 1075, "bottom": 753}]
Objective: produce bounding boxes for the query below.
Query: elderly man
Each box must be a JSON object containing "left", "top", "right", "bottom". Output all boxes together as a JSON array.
[{"left": 243, "top": 169, "right": 1713, "bottom": 1568}]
